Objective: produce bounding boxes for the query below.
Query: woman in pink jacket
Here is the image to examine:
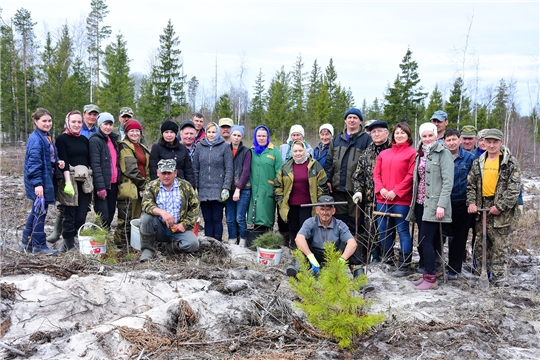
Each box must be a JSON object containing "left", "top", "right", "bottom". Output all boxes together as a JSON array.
[{"left": 373, "top": 122, "right": 417, "bottom": 277}]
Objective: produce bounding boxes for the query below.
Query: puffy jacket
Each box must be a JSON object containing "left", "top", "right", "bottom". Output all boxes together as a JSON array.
[
  {"left": 117, "top": 139, "right": 151, "bottom": 200},
  {"left": 142, "top": 177, "right": 199, "bottom": 230},
  {"left": 24, "top": 129, "right": 58, "bottom": 205},
  {"left": 193, "top": 136, "right": 233, "bottom": 202},
  {"left": 406, "top": 142, "right": 454, "bottom": 223},
  {"left": 89, "top": 131, "right": 120, "bottom": 191},
  {"left": 279, "top": 141, "right": 313, "bottom": 163},
  {"left": 373, "top": 142, "right": 416, "bottom": 206},
  {"left": 149, "top": 138, "right": 195, "bottom": 187},
  {"left": 466, "top": 146, "right": 521, "bottom": 228},
  {"left": 324, "top": 127, "right": 372, "bottom": 192},
  {"left": 274, "top": 158, "right": 329, "bottom": 221}
]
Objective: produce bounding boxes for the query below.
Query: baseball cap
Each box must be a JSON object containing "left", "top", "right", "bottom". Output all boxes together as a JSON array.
[
  {"left": 461, "top": 125, "right": 477, "bottom": 137},
  {"left": 84, "top": 104, "right": 99, "bottom": 114},
  {"left": 179, "top": 120, "right": 196, "bottom": 131},
  {"left": 218, "top": 118, "right": 233, "bottom": 127},
  {"left": 119, "top": 107, "right": 134, "bottom": 117},
  {"left": 367, "top": 120, "right": 388, "bottom": 131},
  {"left": 317, "top": 195, "right": 335, "bottom": 206},
  {"left": 157, "top": 159, "right": 177, "bottom": 173},
  {"left": 430, "top": 110, "right": 448, "bottom": 122},
  {"left": 484, "top": 129, "right": 503, "bottom": 141},
  {"left": 478, "top": 129, "right": 488, "bottom": 139}
]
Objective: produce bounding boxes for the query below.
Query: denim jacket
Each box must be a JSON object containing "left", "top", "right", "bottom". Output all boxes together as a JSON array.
[{"left": 451, "top": 147, "right": 476, "bottom": 202}]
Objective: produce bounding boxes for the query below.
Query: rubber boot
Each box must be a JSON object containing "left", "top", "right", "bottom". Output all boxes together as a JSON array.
[
  {"left": 238, "top": 238, "right": 247, "bottom": 247},
  {"left": 353, "top": 267, "right": 375, "bottom": 293},
  {"left": 61, "top": 237, "right": 76, "bottom": 253},
  {"left": 46, "top": 212, "right": 63, "bottom": 243},
  {"left": 371, "top": 247, "right": 381, "bottom": 263},
  {"left": 139, "top": 230, "right": 156, "bottom": 262},
  {"left": 20, "top": 235, "right": 32, "bottom": 252},
  {"left": 286, "top": 258, "right": 300, "bottom": 277},
  {"left": 32, "top": 239, "right": 58, "bottom": 255},
  {"left": 412, "top": 273, "right": 425, "bottom": 286},
  {"left": 228, "top": 237, "right": 237, "bottom": 245},
  {"left": 383, "top": 248, "right": 395, "bottom": 266},
  {"left": 392, "top": 252, "right": 412, "bottom": 278},
  {"left": 415, "top": 273, "right": 438, "bottom": 290}
]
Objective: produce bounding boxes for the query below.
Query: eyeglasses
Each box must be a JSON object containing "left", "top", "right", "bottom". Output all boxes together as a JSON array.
[{"left": 371, "top": 129, "right": 387, "bottom": 134}]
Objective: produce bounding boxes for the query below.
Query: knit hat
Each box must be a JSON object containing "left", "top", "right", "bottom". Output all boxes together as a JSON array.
[
  {"left": 124, "top": 120, "right": 142, "bottom": 133},
  {"left": 484, "top": 129, "right": 503, "bottom": 141},
  {"left": 319, "top": 123, "right": 334, "bottom": 136},
  {"left": 344, "top": 107, "right": 364, "bottom": 121},
  {"left": 287, "top": 124, "right": 305, "bottom": 142},
  {"left": 231, "top": 125, "right": 244, "bottom": 137},
  {"left": 419, "top": 122, "right": 437, "bottom": 137},
  {"left": 161, "top": 120, "right": 179, "bottom": 134},
  {"left": 430, "top": 110, "right": 448, "bottom": 122},
  {"left": 97, "top": 112, "right": 114, "bottom": 126},
  {"left": 461, "top": 125, "right": 477, "bottom": 137}
]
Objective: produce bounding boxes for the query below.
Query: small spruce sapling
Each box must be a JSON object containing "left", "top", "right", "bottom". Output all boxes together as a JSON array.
[{"left": 288, "top": 242, "right": 385, "bottom": 348}]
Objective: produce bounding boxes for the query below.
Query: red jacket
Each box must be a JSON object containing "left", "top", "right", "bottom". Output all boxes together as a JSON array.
[{"left": 373, "top": 142, "right": 416, "bottom": 206}]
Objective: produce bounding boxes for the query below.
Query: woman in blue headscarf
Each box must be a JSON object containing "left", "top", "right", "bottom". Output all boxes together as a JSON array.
[
  {"left": 248, "top": 125, "right": 282, "bottom": 231},
  {"left": 193, "top": 122, "right": 233, "bottom": 241}
]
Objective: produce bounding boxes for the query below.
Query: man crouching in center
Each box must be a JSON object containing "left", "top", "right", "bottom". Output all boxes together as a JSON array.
[{"left": 139, "top": 159, "right": 200, "bottom": 261}]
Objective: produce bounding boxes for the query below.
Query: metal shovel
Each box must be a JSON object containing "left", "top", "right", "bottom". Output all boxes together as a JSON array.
[{"left": 478, "top": 208, "right": 491, "bottom": 290}]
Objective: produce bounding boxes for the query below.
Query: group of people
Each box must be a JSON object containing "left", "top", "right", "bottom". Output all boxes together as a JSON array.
[{"left": 22, "top": 106, "right": 521, "bottom": 290}]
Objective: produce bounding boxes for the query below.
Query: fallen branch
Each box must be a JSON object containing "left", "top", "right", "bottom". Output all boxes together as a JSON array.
[{"left": 0, "top": 342, "right": 25, "bottom": 356}]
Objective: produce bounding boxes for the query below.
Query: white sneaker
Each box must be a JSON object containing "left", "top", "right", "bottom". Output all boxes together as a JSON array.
[
  {"left": 238, "top": 238, "right": 246, "bottom": 247},
  {"left": 229, "top": 238, "right": 237, "bottom": 245}
]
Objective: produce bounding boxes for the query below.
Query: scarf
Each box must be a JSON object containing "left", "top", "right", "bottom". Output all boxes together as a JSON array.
[
  {"left": 252, "top": 125, "right": 270, "bottom": 156},
  {"left": 203, "top": 122, "right": 221, "bottom": 146},
  {"left": 63, "top": 111, "right": 81, "bottom": 137}
]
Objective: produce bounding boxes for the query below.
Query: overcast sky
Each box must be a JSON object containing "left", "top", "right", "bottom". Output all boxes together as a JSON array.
[{"left": 2, "top": 1, "right": 539, "bottom": 113}]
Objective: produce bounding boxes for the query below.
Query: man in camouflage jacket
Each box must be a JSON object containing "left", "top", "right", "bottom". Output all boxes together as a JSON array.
[
  {"left": 351, "top": 120, "right": 392, "bottom": 265},
  {"left": 139, "top": 159, "right": 200, "bottom": 261},
  {"left": 466, "top": 129, "right": 521, "bottom": 285}
]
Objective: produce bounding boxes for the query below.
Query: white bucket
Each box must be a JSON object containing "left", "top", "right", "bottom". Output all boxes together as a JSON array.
[
  {"left": 78, "top": 222, "right": 107, "bottom": 255},
  {"left": 130, "top": 219, "right": 141, "bottom": 250},
  {"left": 257, "top": 247, "right": 282, "bottom": 266}
]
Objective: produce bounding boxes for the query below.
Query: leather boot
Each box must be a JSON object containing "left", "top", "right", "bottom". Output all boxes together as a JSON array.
[
  {"left": 286, "top": 258, "right": 300, "bottom": 277},
  {"left": 61, "top": 237, "right": 76, "bottom": 252},
  {"left": 352, "top": 267, "right": 375, "bottom": 293},
  {"left": 392, "top": 252, "right": 412, "bottom": 277},
  {"left": 46, "top": 211, "right": 63, "bottom": 243},
  {"left": 371, "top": 247, "right": 381, "bottom": 263},
  {"left": 139, "top": 230, "right": 156, "bottom": 262},
  {"left": 415, "top": 273, "right": 438, "bottom": 290}
]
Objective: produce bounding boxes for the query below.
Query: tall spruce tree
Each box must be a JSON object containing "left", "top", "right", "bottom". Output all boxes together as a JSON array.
[
  {"left": 13, "top": 8, "right": 37, "bottom": 138},
  {"left": 289, "top": 54, "right": 306, "bottom": 127},
  {"left": 489, "top": 79, "right": 509, "bottom": 130},
  {"left": 366, "top": 98, "right": 383, "bottom": 120},
  {"left": 86, "top": 0, "right": 111, "bottom": 103},
  {"left": 250, "top": 68, "right": 266, "bottom": 126},
  {"left": 187, "top": 76, "right": 199, "bottom": 113},
  {"left": 383, "top": 47, "right": 427, "bottom": 125},
  {"left": 305, "top": 59, "right": 322, "bottom": 134},
  {"left": 153, "top": 19, "right": 186, "bottom": 120},
  {"left": 214, "top": 93, "right": 234, "bottom": 119},
  {"left": 99, "top": 34, "right": 134, "bottom": 114},
  {"left": 265, "top": 66, "right": 291, "bottom": 143},
  {"left": 425, "top": 84, "right": 444, "bottom": 121},
  {"left": 445, "top": 77, "right": 472, "bottom": 129}
]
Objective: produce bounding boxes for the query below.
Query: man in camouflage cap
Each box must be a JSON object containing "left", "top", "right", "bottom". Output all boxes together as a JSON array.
[
  {"left": 460, "top": 125, "right": 477, "bottom": 152},
  {"left": 466, "top": 129, "right": 521, "bottom": 286},
  {"left": 81, "top": 104, "right": 99, "bottom": 138},
  {"left": 472, "top": 129, "right": 488, "bottom": 157},
  {"left": 139, "top": 159, "right": 200, "bottom": 261},
  {"left": 118, "top": 107, "right": 134, "bottom": 140}
]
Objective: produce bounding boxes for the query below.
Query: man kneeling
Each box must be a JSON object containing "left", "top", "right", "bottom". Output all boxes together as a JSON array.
[
  {"left": 288, "top": 195, "right": 357, "bottom": 275},
  {"left": 139, "top": 159, "right": 200, "bottom": 261}
]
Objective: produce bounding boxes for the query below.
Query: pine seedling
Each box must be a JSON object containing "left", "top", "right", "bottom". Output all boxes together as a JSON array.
[{"left": 288, "top": 243, "right": 385, "bottom": 348}]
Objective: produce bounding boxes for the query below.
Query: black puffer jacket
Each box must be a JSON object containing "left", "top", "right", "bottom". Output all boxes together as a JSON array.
[
  {"left": 149, "top": 138, "right": 195, "bottom": 188},
  {"left": 89, "top": 131, "right": 120, "bottom": 191}
]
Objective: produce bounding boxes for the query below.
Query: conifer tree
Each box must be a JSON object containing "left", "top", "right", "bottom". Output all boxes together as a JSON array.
[
  {"left": 445, "top": 77, "right": 472, "bottom": 128},
  {"left": 489, "top": 78, "right": 509, "bottom": 129},
  {"left": 305, "top": 60, "right": 322, "bottom": 134},
  {"left": 265, "top": 66, "right": 291, "bottom": 143},
  {"left": 366, "top": 98, "right": 383, "bottom": 120},
  {"left": 315, "top": 80, "right": 332, "bottom": 129},
  {"left": 383, "top": 47, "right": 427, "bottom": 125},
  {"left": 99, "top": 34, "right": 134, "bottom": 114},
  {"left": 214, "top": 93, "right": 234, "bottom": 119},
  {"left": 425, "top": 84, "right": 444, "bottom": 121},
  {"left": 13, "top": 8, "right": 37, "bottom": 138},
  {"left": 187, "top": 76, "right": 199, "bottom": 113},
  {"left": 86, "top": 0, "right": 111, "bottom": 102},
  {"left": 289, "top": 54, "right": 306, "bottom": 127},
  {"left": 250, "top": 68, "right": 266, "bottom": 126}
]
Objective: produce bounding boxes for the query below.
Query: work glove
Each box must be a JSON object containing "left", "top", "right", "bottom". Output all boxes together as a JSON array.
[
  {"left": 339, "top": 257, "right": 348, "bottom": 265},
  {"left": 352, "top": 192, "right": 362, "bottom": 204},
  {"left": 307, "top": 254, "right": 321, "bottom": 276},
  {"left": 33, "top": 197, "right": 45, "bottom": 214},
  {"left": 97, "top": 189, "right": 107, "bottom": 200},
  {"left": 64, "top": 181, "right": 74, "bottom": 195},
  {"left": 221, "top": 189, "right": 230, "bottom": 202}
]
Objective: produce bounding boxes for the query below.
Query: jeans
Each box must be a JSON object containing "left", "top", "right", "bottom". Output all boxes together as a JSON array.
[
  {"left": 200, "top": 200, "right": 225, "bottom": 241},
  {"left": 22, "top": 202, "right": 48, "bottom": 249},
  {"left": 225, "top": 189, "right": 250, "bottom": 240},
  {"left": 376, "top": 203, "right": 412, "bottom": 254}
]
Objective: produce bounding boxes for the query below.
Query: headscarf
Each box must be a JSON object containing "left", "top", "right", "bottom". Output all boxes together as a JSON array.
[
  {"left": 203, "top": 122, "right": 221, "bottom": 146},
  {"left": 252, "top": 125, "right": 270, "bottom": 156},
  {"left": 292, "top": 141, "right": 309, "bottom": 164},
  {"left": 63, "top": 111, "right": 80, "bottom": 137}
]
